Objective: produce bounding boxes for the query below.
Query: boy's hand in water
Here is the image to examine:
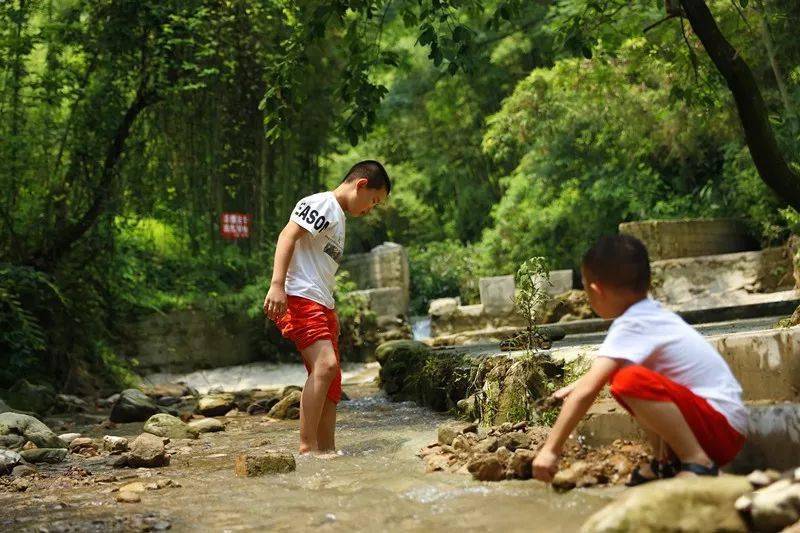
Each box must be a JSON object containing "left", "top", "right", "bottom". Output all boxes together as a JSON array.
[
  {"left": 533, "top": 448, "right": 560, "bottom": 483},
  {"left": 264, "top": 283, "right": 288, "bottom": 320}
]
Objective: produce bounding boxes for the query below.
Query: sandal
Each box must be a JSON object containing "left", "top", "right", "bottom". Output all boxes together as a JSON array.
[
  {"left": 679, "top": 462, "right": 719, "bottom": 476},
  {"left": 626, "top": 458, "right": 679, "bottom": 487}
]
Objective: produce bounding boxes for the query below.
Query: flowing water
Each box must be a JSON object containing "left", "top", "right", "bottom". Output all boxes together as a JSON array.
[{"left": 1, "top": 365, "right": 615, "bottom": 532}]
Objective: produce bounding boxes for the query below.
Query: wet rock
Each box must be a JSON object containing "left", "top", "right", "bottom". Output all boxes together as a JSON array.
[
  {"left": 580, "top": 476, "right": 751, "bottom": 533},
  {"left": 197, "top": 393, "right": 236, "bottom": 417},
  {"left": 187, "top": 418, "right": 224, "bottom": 433},
  {"left": 280, "top": 385, "right": 303, "bottom": 398},
  {"left": 234, "top": 451, "right": 296, "bottom": 476},
  {"left": 97, "top": 393, "right": 120, "bottom": 408},
  {"left": 58, "top": 433, "right": 82, "bottom": 447},
  {"left": 553, "top": 461, "right": 590, "bottom": 492},
  {"left": 498, "top": 432, "right": 532, "bottom": 451},
  {"left": 4, "top": 379, "right": 56, "bottom": 415},
  {"left": 375, "top": 340, "right": 430, "bottom": 366},
  {"left": 268, "top": 391, "right": 302, "bottom": 420},
  {"left": 143, "top": 413, "right": 199, "bottom": 440},
  {"left": 20, "top": 448, "right": 68, "bottom": 464},
  {"left": 116, "top": 491, "right": 141, "bottom": 503},
  {"left": 110, "top": 389, "right": 162, "bottom": 423},
  {"left": 22, "top": 440, "right": 36, "bottom": 450},
  {"left": 474, "top": 436, "right": 499, "bottom": 454},
  {"left": 285, "top": 407, "right": 300, "bottom": 420},
  {"left": 121, "top": 481, "right": 147, "bottom": 493},
  {"left": 425, "top": 453, "right": 456, "bottom": 473},
  {"left": 457, "top": 395, "right": 478, "bottom": 420},
  {"left": 54, "top": 394, "right": 88, "bottom": 413},
  {"left": 143, "top": 382, "right": 195, "bottom": 399},
  {"left": 437, "top": 421, "right": 477, "bottom": 446},
  {"left": 749, "top": 479, "right": 800, "bottom": 532},
  {"left": 108, "top": 454, "right": 130, "bottom": 468},
  {"left": 467, "top": 455, "right": 505, "bottom": 482},
  {"left": 0, "top": 412, "right": 66, "bottom": 449},
  {"left": 0, "top": 434, "right": 26, "bottom": 450},
  {"left": 156, "top": 396, "right": 180, "bottom": 406},
  {"left": 69, "top": 437, "right": 98, "bottom": 455},
  {"left": 495, "top": 446, "right": 512, "bottom": 466},
  {"left": 225, "top": 408, "right": 240, "bottom": 417},
  {"left": 246, "top": 398, "right": 279, "bottom": 415},
  {"left": 11, "top": 477, "right": 30, "bottom": 492},
  {"left": 509, "top": 449, "right": 536, "bottom": 479},
  {"left": 0, "top": 449, "right": 22, "bottom": 474},
  {"left": 11, "top": 464, "right": 37, "bottom": 477},
  {"left": 127, "top": 433, "right": 169, "bottom": 468},
  {"left": 605, "top": 454, "right": 633, "bottom": 480},
  {"left": 103, "top": 435, "right": 129, "bottom": 454},
  {"left": 452, "top": 434, "right": 475, "bottom": 453},
  {"left": 747, "top": 469, "right": 782, "bottom": 489}
]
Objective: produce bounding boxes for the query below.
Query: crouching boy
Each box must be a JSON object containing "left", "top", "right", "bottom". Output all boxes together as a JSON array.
[{"left": 533, "top": 234, "right": 747, "bottom": 485}]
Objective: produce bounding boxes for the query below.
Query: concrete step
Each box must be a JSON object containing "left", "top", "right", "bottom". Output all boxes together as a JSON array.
[{"left": 577, "top": 399, "right": 800, "bottom": 473}]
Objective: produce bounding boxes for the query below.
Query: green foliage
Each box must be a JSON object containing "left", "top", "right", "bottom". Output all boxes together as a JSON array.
[
  {"left": 407, "top": 240, "right": 486, "bottom": 315},
  {"left": 514, "top": 257, "right": 551, "bottom": 349}
]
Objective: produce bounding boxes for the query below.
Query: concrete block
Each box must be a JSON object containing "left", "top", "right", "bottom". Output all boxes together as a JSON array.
[
  {"left": 479, "top": 276, "right": 516, "bottom": 315},
  {"left": 350, "top": 287, "right": 406, "bottom": 319},
  {"left": 620, "top": 218, "right": 756, "bottom": 260},
  {"left": 548, "top": 270, "right": 573, "bottom": 295},
  {"left": 428, "top": 297, "right": 460, "bottom": 318},
  {"left": 340, "top": 242, "right": 410, "bottom": 312}
]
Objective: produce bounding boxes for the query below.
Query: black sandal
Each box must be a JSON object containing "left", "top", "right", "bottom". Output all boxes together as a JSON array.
[
  {"left": 626, "top": 458, "right": 666, "bottom": 486},
  {"left": 679, "top": 462, "right": 719, "bottom": 476}
]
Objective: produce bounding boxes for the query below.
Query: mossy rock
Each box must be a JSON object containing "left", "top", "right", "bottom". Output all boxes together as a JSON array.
[{"left": 377, "top": 340, "right": 471, "bottom": 412}]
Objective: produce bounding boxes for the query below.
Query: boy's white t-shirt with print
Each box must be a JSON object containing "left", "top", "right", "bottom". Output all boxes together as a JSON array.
[
  {"left": 284, "top": 192, "right": 346, "bottom": 309},
  {"left": 597, "top": 298, "right": 748, "bottom": 435}
]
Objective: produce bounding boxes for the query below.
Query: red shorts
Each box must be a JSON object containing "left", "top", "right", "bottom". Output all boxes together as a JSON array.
[
  {"left": 275, "top": 295, "right": 342, "bottom": 404},
  {"left": 610, "top": 365, "right": 745, "bottom": 466}
]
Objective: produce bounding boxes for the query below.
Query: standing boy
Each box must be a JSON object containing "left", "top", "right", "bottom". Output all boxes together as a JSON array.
[
  {"left": 533, "top": 234, "right": 747, "bottom": 484},
  {"left": 263, "top": 161, "right": 391, "bottom": 454}
]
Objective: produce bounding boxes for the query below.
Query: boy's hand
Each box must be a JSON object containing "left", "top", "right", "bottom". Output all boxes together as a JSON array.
[
  {"left": 552, "top": 384, "right": 576, "bottom": 401},
  {"left": 264, "top": 283, "right": 288, "bottom": 320},
  {"left": 533, "top": 449, "right": 560, "bottom": 483}
]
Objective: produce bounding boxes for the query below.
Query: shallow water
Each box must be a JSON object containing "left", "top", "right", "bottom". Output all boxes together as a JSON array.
[{"left": 2, "top": 380, "right": 614, "bottom": 532}]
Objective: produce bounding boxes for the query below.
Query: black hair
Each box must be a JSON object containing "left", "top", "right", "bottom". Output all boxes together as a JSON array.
[
  {"left": 342, "top": 160, "right": 391, "bottom": 194},
  {"left": 581, "top": 234, "right": 651, "bottom": 293}
]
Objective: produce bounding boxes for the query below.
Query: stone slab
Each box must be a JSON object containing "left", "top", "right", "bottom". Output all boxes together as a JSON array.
[
  {"left": 620, "top": 218, "right": 756, "bottom": 260},
  {"left": 479, "top": 276, "right": 516, "bottom": 315}
]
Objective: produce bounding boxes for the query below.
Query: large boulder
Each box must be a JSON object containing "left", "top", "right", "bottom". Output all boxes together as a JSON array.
[
  {"left": 4, "top": 379, "right": 56, "bottom": 415},
  {"left": 197, "top": 393, "right": 236, "bottom": 417},
  {"left": 268, "top": 391, "right": 302, "bottom": 420},
  {"left": 143, "top": 414, "right": 199, "bottom": 440},
  {"left": 0, "top": 412, "right": 65, "bottom": 449},
  {"left": 375, "top": 340, "right": 430, "bottom": 366},
  {"left": 126, "top": 433, "right": 169, "bottom": 468},
  {"left": 142, "top": 382, "right": 196, "bottom": 399},
  {"left": 20, "top": 448, "right": 68, "bottom": 464},
  {"left": 581, "top": 476, "right": 751, "bottom": 533},
  {"left": 110, "top": 389, "right": 162, "bottom": 423},
  {"left": 234, "top": 451, "right": 296, "bottom": 476}
]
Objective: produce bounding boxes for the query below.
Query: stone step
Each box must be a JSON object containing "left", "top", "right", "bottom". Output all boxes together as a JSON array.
[{"left": 577, "top": 399, "right": 800, "bottom": 473}]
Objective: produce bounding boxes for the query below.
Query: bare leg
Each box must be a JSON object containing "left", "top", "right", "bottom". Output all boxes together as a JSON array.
[
  {"left": 317, "top": 399, "right": 337, "bottom": 452},
  {"left": 298, "top": 340, "right": 338, "bottom": 454},
  {"left": 621, "top": 396, "right": 713, "bottom": 475}
]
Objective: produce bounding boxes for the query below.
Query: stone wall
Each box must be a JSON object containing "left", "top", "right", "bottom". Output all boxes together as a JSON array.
[
  {"left": 340, "top": 242, "right": 410, "bottom": 312},
  {"left": 119, "top": 310, "right": 290, "bottom": 374},
  {"left": 619, "top": 218, "right": 757, "bottom": 261},
  {"left": 650, "top": 247, "right": 795, "bottom": 311}
]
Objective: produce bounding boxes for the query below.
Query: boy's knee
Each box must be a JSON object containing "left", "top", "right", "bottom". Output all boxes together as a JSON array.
[{"left": 313, "top": 356, "right": 339, "bottom": 380}]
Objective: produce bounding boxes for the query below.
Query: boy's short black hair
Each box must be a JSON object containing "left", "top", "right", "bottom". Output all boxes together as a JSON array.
[
  {"left": 342, "top": 160, "right": 391, "bottom": 194},
  {"left": 582, "top": 234, "right": 651, "bottom": 293}
]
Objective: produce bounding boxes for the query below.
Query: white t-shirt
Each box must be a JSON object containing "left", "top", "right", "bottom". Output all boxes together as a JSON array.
[
  {"left": 284, "top": 192, "right": 346, "bottom": 309},
  {"left": 597, "top": 298, "right": 748, "bottom": 434}
]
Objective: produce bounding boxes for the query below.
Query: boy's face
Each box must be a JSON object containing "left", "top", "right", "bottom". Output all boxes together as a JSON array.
[{"left": 348, "top": 178, "right": 388, "bottom": 217}]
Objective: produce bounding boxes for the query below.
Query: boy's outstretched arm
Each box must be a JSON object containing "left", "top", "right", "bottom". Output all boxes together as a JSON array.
[
  {"left": 533, "top": 357, "right": 621, "bottom": 482},
  {"left": 263, "top": 222, "right": 308, "bottom": 320}
]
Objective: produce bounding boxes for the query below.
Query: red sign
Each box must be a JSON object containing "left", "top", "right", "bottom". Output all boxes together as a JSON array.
[{"left": 220, "top": 212, "right": 251, "bottom": 239}]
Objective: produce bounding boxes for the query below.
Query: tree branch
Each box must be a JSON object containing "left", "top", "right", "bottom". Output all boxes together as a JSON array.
[{"left": 679, "top": 0, "right": 800, "bottom": 210}]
